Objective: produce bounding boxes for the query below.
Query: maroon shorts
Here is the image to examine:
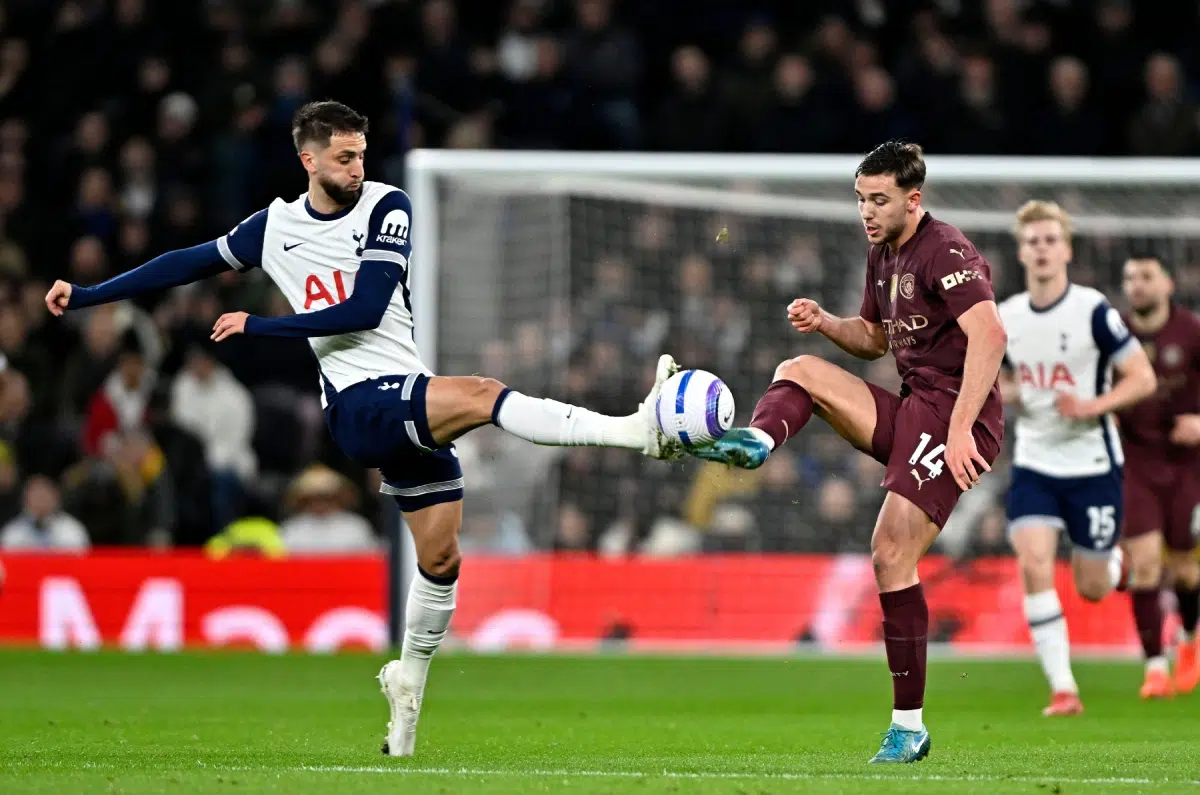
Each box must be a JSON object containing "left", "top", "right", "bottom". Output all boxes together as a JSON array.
[
  {"left": 1123, "top": 465, "right": 1200, "bottom": 552},
  {"left": 864, "top": 384, "right": 1002, "bottom": 529}
]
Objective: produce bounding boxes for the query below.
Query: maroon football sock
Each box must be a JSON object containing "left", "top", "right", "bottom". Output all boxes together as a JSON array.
[
  {"left": 1132, "top": 589, "right": 1164, "bottom": 658},
  {"left": 1175, "top": 585, "right": 1200, "bottom": 636},
  {"left": 749, "top": 380, "right": 813, "bottom": 449},
  {"left": 880, "top": 583, "right": 929, "bottom": 710}
]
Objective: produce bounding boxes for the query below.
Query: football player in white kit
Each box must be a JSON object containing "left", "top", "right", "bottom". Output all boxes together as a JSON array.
[
  {"left": 998, "top": 200, "right": 1157, "bottom": 716},
  {"left": 45, "top": 101, "right": 683, "bottom": 755}
]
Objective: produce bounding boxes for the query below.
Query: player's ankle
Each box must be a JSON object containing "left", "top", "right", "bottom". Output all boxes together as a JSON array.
[
  {"left": 747, "top": 426, "right": 776, "bottom": 451},
  {"left": 891, "top": 708, "right": 923, "bottom": 732}
]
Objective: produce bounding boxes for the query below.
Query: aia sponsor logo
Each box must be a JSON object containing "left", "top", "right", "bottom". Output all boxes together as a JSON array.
[{"left": 1017, "top": 362, "right": 1076, "bottom": 389}]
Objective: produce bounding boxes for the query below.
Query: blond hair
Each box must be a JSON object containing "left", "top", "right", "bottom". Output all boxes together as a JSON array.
[{"left": 1013, "top": 200, "right": 1074, "bottom": 242}]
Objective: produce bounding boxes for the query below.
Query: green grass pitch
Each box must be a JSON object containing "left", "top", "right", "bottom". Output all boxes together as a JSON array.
[{"left": 1, "top": 650, "right": 1197, "bottom": 794}]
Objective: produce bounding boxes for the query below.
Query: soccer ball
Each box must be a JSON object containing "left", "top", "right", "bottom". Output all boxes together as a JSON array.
[{"left": 655, "top": 369, "right": 735, "bottom": 448}]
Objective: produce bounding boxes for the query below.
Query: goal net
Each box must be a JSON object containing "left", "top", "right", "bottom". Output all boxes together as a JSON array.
[{"left": 406, "top": 151, "right": 1200, "bottom": 653}]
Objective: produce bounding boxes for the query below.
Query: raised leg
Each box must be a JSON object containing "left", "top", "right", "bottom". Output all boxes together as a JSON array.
[
  {"left": 695, "top": 355, "right": 880, "bottom": 469},
  {"left": 422, "top": 355, "right": 680, "bottom": 458}
]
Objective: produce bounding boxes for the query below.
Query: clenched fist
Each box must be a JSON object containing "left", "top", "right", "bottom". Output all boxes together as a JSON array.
[
  {"left": 45, "top": 280, "right": 72, "bottom": 317},
  {"left": 787, "top": 298, "right": 824, "bottom": 334}
]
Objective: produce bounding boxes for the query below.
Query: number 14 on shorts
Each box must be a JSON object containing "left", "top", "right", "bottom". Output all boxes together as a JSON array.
[{"left": 908, "top": 432, "right": 946, "bottom": 490}]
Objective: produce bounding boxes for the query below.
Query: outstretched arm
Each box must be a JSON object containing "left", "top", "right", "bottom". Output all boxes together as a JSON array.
[
  {"left": 212, "top": 260, "right": 402, "bottom": 340},
  {"left": 46, "top": 242, "right": 230, "bottom": 315},
  {"left": 46, "top": 208, "right": 269, "bottom": 316}
]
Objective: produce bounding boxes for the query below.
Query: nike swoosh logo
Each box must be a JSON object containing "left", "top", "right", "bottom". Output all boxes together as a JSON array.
[{"left": 283, "top": 242, "right": 306, "bottom": 251}]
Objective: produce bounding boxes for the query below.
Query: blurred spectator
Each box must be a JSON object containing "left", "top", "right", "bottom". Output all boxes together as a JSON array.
[
  {"left": 82, "top": 329, "right": 154, "bottom": 457},
  {"left": 1128, "top": 52, "right": 1199, "bottom": 156},
  {"left": 562, "top": 0, "right": 642, "bottom": 149},
  {"left": 651, "top": 46, "right": 727, "bottom": 152},
  {"left": 756, "top": 54, "right": 836, "bottom": 153},
  {"left": 0, "top": 475, "right": 88, "bottom": 551},
  {"left": 62, "top": 427, "right": 174, "bottom": 546},
  {"left": 721, "top": 18, "right": 779, "bottom": 150},
  {"left": 1036, "top": 57, "right": 1103, "bottom": 155},
  {"left": 279, "top": 464, "right": 376, "bottom": 554},
  {"left": 169, "top": 341, "right": 256, "bottom": 530}
]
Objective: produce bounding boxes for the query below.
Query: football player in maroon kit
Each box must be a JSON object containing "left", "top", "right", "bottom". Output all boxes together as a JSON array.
[
  {"left": 1118, "top": 255, "right": 1200, "bottom": 698},
  {"left": 694, "top": 141, "right": 1007, "bottom": 763}
]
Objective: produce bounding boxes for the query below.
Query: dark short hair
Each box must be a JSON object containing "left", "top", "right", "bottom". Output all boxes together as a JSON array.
[
  {"left": 1127, "top": 252, "right": 1173, "bottom": 277},
  {"left": 856, "top": 140, "right": 926, "bottom": 191},
  {"left": 291, "top": 101, "right": 369, "bottom": 153}
]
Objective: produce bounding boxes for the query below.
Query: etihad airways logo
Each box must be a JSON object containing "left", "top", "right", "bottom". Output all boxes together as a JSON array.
[
  {"left": 881, "top": 315, "right": 929, "bottom": 335},
  {"left": 882, "top": 314, "right": 928, "bottom": 350}
]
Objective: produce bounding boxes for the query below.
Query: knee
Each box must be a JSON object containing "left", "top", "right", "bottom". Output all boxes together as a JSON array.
[
  {"left": 774, "top": 355, "right": 822, "bottom": 389},
  {"left": 871, "top": 539, "right": 913, "bottom": 584},
  {"left": 1131, "top": 555, "right": 1163, "bottom": 590},
  {"left": 420, "top": 539, "right": 462, "bottom": 581},
  {"left": 1168, "top": 556, "right": 1200, "bottom": 588},
  {"left": 1076, "top": 577, "right": 1109, "bottom": 603},
  {"left": 467, "top": 376, "right": 507, "bottom": 403},
  {"left": 1018, "top": 552, "right": 1056, "bottom": 593}
]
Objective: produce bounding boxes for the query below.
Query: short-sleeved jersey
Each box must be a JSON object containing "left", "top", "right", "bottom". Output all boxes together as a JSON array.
[
  {"left": 217, "top": 181, "right": 428, "bottom": 406},
  {"left": 1117, "top": 304, "right": 1200, "bottom": 471},
  {"left": 859, "top": 213, "right": 1003, "bottom": 442},
  {"left": 999, "top": 284, "right": 1139, "bottom": 477}
]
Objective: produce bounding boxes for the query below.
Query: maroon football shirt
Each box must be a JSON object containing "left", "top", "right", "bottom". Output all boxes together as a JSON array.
[
  {"left": 1117, "top": 304, "right": 1200, "bottom": 469},
  {"left": 859, "top": 213, "right": 1004, "bottom": 443}
]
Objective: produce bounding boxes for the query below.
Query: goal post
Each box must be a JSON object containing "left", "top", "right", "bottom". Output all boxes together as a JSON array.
[{"left": 400, "top": 149, "right": 1200, "bottom": 653}]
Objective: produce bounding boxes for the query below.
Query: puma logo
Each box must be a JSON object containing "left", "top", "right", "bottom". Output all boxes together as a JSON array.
[
  {"left": 911, "top": 468, "right": 931, "bottom": 490},
  {"left": 949, "top": 248, "right": 967, "bottom": 259}
]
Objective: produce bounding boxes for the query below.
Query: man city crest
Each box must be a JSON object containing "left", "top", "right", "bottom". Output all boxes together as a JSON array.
[{"left": 890, "top": 273, "right": 915, "bottom": 304}]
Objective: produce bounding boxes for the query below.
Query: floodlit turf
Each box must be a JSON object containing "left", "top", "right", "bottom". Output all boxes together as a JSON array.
[{"left": 1, "top": 650, "right": 1197, "bottom": 794}]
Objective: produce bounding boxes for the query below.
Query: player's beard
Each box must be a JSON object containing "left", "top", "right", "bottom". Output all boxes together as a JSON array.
[
  {"left": 1132, "top": 299, "right": 1166, "bottom": 318},
  {"left": 880, "top": 216, "right": 907, "bottom": 246},
  {"left": 318, "top": 175, "right": 362, "bottom": 208}
]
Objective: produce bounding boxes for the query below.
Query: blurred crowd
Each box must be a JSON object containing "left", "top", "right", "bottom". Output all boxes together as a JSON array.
[{"left": 0, "top": 0, "right": 1199, "bottom": 555}]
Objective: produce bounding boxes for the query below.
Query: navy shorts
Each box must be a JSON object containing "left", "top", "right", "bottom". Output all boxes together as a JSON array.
[
  {"left": 1006, "top": 466, "right": 1123, "bottom": 554},
  {"left": 324, "top": 373, "right": 463, "bottom": 512}
]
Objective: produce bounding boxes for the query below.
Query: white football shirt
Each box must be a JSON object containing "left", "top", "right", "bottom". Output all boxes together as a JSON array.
[
  {"left": 216, "top": 181, "right": 429, "bottom": 406},
  {"left": 999, "top": 284, "right": 1139, "bottom": 478}
]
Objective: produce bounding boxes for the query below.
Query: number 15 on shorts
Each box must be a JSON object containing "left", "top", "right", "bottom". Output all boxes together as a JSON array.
[{"left": 1087, "top": 505, "right": 1116, "bottom": 546}]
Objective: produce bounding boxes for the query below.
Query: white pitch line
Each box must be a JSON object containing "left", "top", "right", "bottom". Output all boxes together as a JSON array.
[{"left": 283, "top": 765, "right": 1196, "bottom": 787}]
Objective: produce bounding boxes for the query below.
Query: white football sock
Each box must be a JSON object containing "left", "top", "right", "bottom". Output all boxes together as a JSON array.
[
  {"left": 1107, "top": 547, "right": 1125, "bottom": 590},
  {"left": 1024, "top": 589, "right": 1078, "bottom": 694},
  {"left": 1146, "top": 655, "right": 1169, "bottom": 674},
  {"left": 747, "top": 427, "right": 776, "bottom": 451},
  {"left": 494, "top": 391, "right": 642, "bottom": 449},
  {"left": 396, "top": 571, "right": 457, "bottom": 693},
  {"left": 891, "top": 708, "right": 923, "bottom": 732}
]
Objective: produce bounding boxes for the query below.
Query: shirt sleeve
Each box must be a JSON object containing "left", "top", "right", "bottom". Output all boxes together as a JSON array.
[
  {"left": 859, "top": 261, "right": 880, "bottom": 323},
  {"left": 217, "top": 208, "right": 268, "bottom": 271},
  {"left": 361, "top": 189, "right": 412, "bottom": 268},
  {"left": 1090, "top": 302, "right": 1138, "bottom": 364},
  {"left": 69, "top": 241, "right": 231, "bottom": 309},
  {"left": 926, "top": 243, "right": 995, "bottom": 318}
]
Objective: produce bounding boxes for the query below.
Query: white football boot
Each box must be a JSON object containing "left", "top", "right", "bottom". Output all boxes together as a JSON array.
[
  {"left": 639, "top": 353, "right": 683, "bottom": 460},
  {"left": 378, "top": 660, "right": 421, "bottom": 757}
]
